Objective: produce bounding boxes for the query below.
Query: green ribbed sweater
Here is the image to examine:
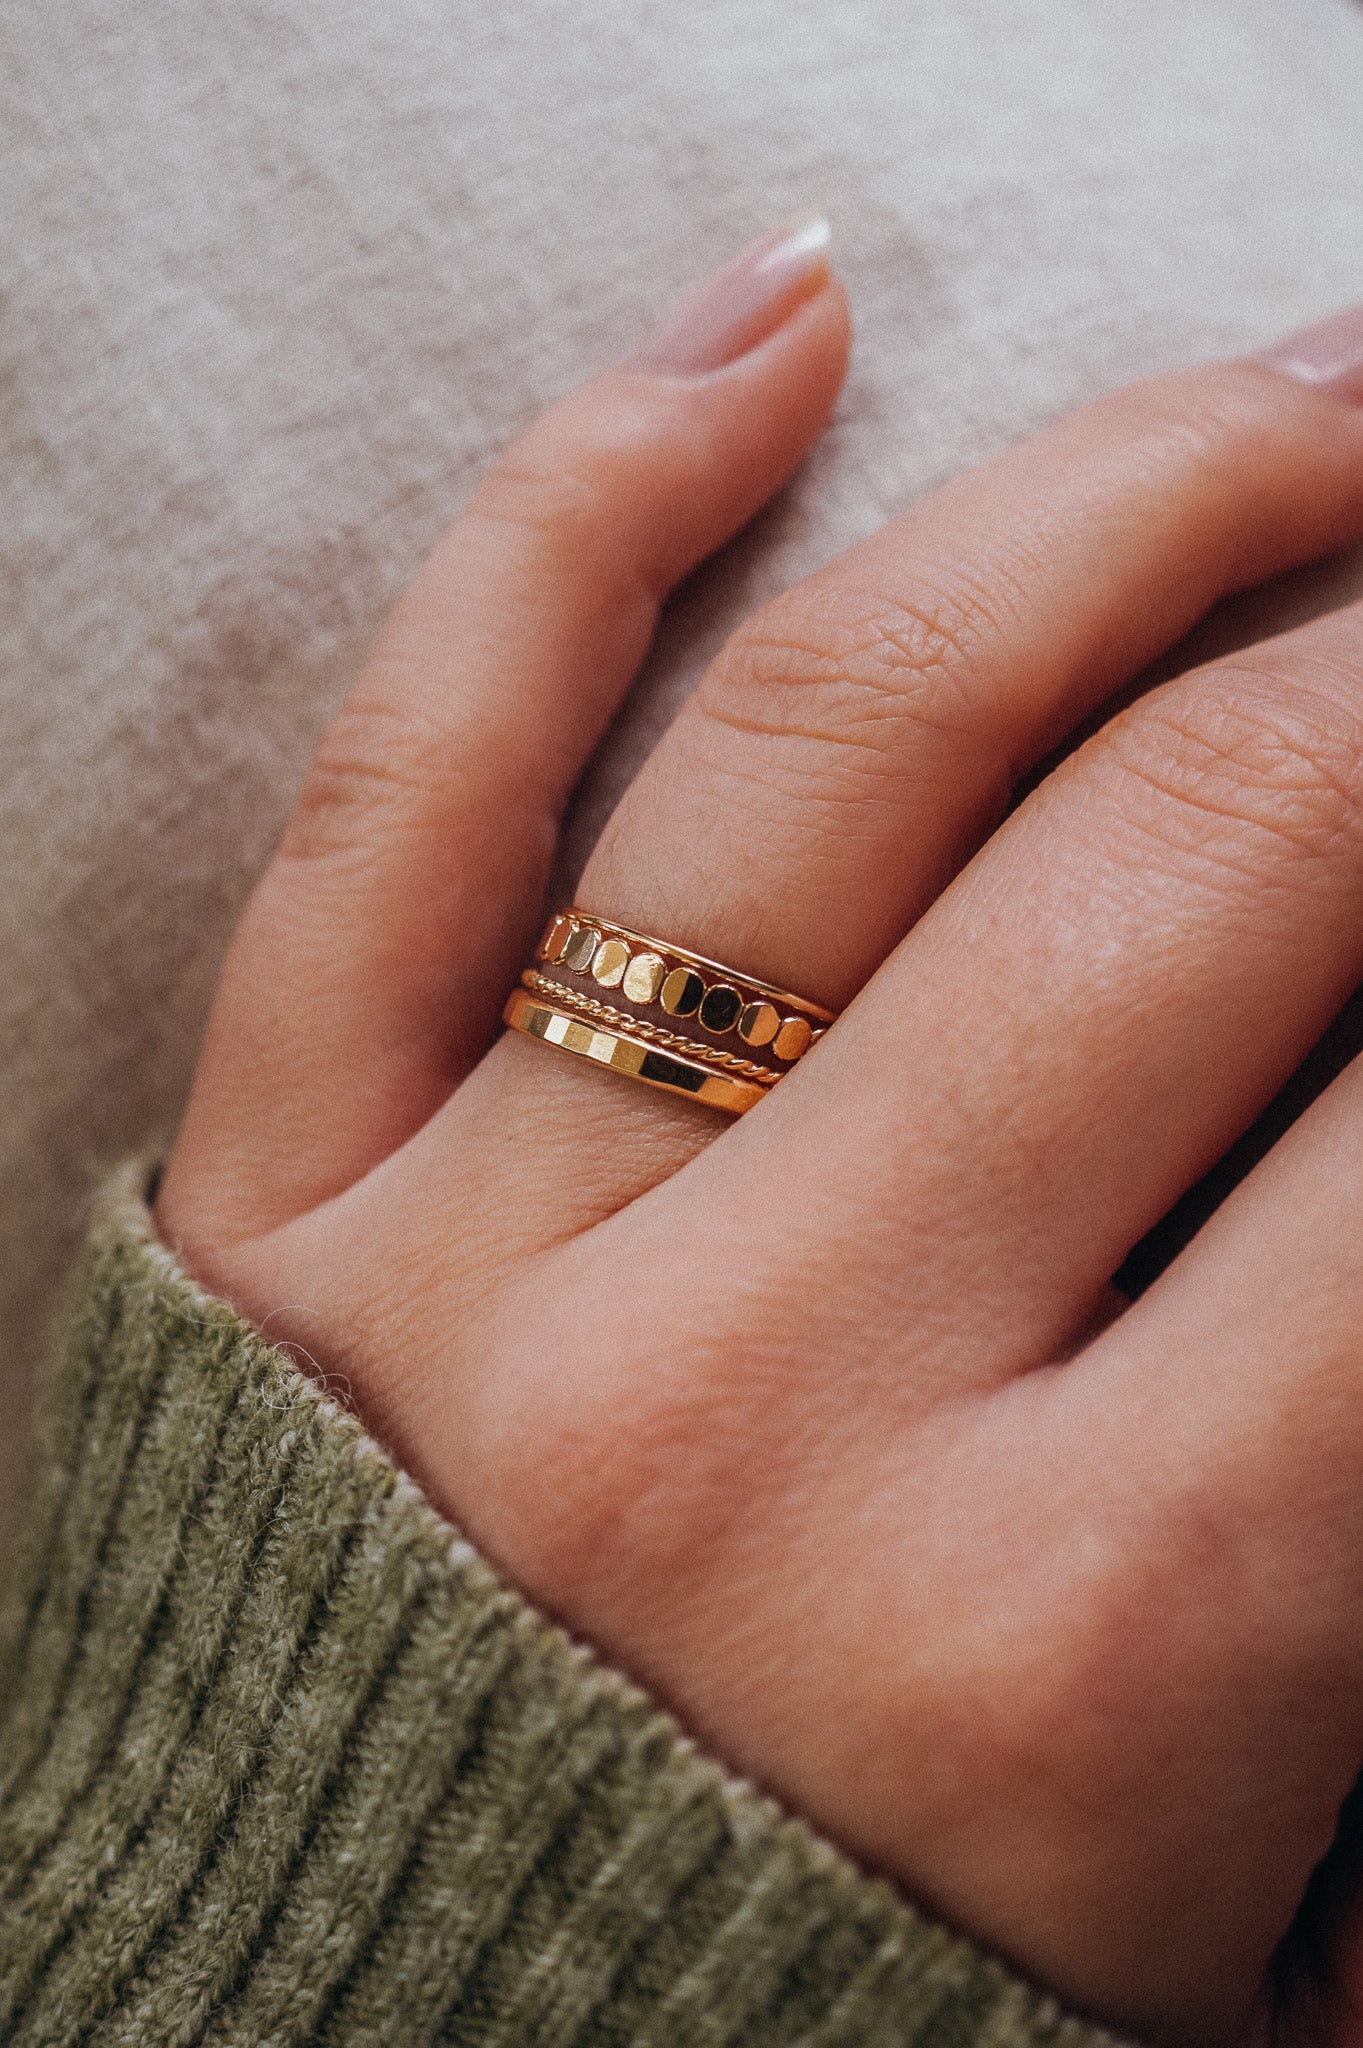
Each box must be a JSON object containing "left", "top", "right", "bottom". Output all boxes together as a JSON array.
[{"left": 0, "top": 1165, "right": 1121, "bottom": 2048}]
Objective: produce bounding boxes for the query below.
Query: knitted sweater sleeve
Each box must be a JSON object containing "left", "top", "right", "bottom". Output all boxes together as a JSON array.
[{"left": 0, "top": 1164, "right": 1124, "bottom": 2048}]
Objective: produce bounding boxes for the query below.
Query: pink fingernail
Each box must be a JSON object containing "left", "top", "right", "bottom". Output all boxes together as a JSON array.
[
  {"left": 1256, "top": 307, "right": 1363, "bottom": 405},
  {"left": 631, "top": 215, "right": 833, "bottom": 377}
]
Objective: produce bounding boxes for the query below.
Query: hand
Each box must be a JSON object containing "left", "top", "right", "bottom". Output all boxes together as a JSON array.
[{"left": 157, "top": 227, "right": 1363, "bottom": 2046}]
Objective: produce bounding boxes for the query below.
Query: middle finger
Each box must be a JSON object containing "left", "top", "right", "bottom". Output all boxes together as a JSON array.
[{"left": 708, "top": 595, "right": 1363, "bottom": 1384}]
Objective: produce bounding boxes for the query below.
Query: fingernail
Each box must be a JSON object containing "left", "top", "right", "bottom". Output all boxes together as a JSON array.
[
  {"left": 1255, "top": 307, "right": 1363, "bottom": 404},
  {"left": 631, "top": 215, "right": 833, "bottom": 376}
]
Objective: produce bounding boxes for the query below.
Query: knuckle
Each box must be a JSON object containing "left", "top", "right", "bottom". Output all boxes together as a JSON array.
[
  {"left": 458, "top": 439, "right": 659, "bottom": 610},
  {"left": 1101, "top": 665, "right": 1363, "bottom": 871},
  {"left": 465, "top": 450, "right": 613, "bottom": 555},
  {"left": 280, "top": 691, "right": 452, "bottom": 867},
  {"left": 696, "top": 573, "right": 1013, "bottom": 787},
  {"left": 1094, "top": 370, "right": 1269, "bottom": 465},
  {"left": 924, "top": 1499, "right": 1216, "bottom": 1803},
  {"left": 1083, "top": 361, "right": 1313, "bottom": 491}
]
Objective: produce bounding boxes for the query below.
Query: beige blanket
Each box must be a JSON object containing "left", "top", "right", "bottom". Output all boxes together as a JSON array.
[{"left": 5, "top": 0, "right": 1363, "bottom": 1526}]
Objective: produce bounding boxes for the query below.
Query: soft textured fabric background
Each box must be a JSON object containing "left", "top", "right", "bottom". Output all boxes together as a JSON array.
[{"left": 4, "top": 0, "right": 1363, "bottom": 1533}]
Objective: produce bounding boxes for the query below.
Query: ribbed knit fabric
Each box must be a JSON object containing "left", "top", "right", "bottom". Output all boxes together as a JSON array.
[{"left": 0, "top": 1166, "right": 1122, "bottom": 2048}]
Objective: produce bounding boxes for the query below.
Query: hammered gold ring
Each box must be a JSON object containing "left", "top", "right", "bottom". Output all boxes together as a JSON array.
[{"left": 501, "top": 909, "right": 837, "bottom": 1115}]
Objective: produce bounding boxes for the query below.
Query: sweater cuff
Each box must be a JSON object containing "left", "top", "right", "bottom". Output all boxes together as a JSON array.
[{"left": 0, "top": 1163, "right": 1122, "bottom": 2048}]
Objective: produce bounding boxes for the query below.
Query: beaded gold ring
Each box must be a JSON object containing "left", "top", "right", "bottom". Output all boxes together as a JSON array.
[{"left": 501, "top": 908, "right": 837, "bottom": 1115}]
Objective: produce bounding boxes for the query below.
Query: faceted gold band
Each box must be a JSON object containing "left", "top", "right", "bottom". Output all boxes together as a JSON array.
[
  {"left": 503, "top": 989, "right": 769, "bottom": 1115},
  {"left": 501, "top": 908, "right": 838, "bottom": 1114}
]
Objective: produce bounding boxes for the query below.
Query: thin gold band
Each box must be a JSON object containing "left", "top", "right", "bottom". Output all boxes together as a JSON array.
[{"left": 503, "top": 988, "right": 769, "bottom": 1115}]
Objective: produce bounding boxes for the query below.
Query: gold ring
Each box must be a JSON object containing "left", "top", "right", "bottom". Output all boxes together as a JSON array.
[{"left": 501, "top": 908, "right": 836, "bottom": 1115}]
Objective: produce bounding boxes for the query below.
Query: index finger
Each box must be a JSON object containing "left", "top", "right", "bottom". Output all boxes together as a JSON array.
[{"left": 158, "top": 221, "right": 850, "bottom": 1250}]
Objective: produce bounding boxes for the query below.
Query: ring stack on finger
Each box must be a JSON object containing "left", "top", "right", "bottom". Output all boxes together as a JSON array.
[{"left": 503, "top": 909, "right": 837, "bottom": 1113}]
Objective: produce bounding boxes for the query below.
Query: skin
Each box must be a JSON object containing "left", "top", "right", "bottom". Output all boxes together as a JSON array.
[{"left": 157, "top": 255, "right": 1363, "bottom": 2045}]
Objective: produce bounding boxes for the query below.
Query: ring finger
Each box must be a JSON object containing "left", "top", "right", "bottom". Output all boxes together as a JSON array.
[{"left": 440, "top": 322, "right": 1363, "bottom": 1248}]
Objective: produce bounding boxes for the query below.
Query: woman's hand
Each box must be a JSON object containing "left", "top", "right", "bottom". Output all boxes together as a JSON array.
[{"left": 156, "top": 225, "right": 1363, "bottom": 2046}]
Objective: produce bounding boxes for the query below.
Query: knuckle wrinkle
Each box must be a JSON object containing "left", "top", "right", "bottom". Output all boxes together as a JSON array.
[
  {"left": 281, "top": 699, "right": 449, "bottom": 865},
  {"left": 702, "top": 577, "right": 1008, "bottom": 759},
  {"left": 1106, "top": 671, "right": 1363, "bottom": 867}
]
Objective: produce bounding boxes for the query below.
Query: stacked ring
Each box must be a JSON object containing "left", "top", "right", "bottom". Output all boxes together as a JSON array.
[{"left": 501, "top": 909, "right": 837, "bottom": 1114}]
